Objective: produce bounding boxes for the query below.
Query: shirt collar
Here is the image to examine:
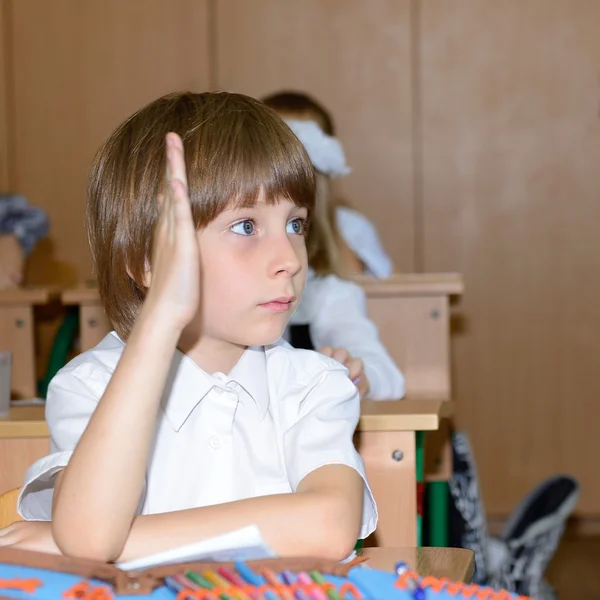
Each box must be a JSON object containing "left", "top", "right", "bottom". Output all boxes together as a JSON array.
[{"left": 161, "top": 345, "right": 270, "bottom": 431}]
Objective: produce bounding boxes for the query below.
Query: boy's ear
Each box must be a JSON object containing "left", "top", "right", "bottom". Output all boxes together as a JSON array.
[{"left": 126, "top": 258, "right": 152, "bottom": 289}]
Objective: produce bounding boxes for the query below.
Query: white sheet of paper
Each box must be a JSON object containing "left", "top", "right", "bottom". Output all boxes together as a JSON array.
[{"left": 116, "top": 525, "right": 276, "bottom": 571}]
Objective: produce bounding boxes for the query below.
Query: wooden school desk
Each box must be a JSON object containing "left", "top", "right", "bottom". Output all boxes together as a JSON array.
[
  {"left": 0, "top": 399, "right": 452, "bottom": 548},
  {"left": 357, "top": 274, "right": 464, "bottom": 547},
  {"left": 357, "top": 398, "right": 453, "bottom": 548},
  {"left": 0, "top": 287, "right": 59, "bottom": 399},
  {"left": 356, "top": 273, "right": 463, "bottom": 401},
  {"left": 61, "top": 285, "right": 110, "bottom": 352},
  {"left": 360, "top": 547, "right": 474, "bottom": 581}
]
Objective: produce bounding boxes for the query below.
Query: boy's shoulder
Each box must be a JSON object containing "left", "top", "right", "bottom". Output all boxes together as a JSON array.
[
  {"left": 264, "top": 338, "right": 348, "bottom": 385},
  {"left": 57, "top": 331, "right": 124, "bottom": 381}
]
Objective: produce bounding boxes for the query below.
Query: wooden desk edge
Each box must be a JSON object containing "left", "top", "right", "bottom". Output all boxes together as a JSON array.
[
  {"left": 1, "top": 400, "right": 455, "bottom": 438},
  {"left": 359, "top": 547, "right": 474, "bottom": 582},
  {"left": 353, "top": 273, "right": 465, "bottom": 297},
  {"left": 358, "top": 400, "right": 454, "bottom": 431},
  {"left": 0, "top": 286, "right": 61, "bottom": 305},
  {"left": 61, "top": 287, "right": 101, "bottom": 304}
]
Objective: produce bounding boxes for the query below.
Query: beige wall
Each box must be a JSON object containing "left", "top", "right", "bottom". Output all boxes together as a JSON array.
[
  {"left": 2, "top": 0, "right": 600, "bottom": 518},
  {"left": 3, "top": 0, "right": 212, "bottom": 284}
]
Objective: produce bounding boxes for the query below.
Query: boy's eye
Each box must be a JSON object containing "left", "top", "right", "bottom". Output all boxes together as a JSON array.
[
  {"left": 231, "top": 220, "right": 255, "bottom": 235},
  {"left": 287, "top": 218, "right": 306, "bottom": 235}
]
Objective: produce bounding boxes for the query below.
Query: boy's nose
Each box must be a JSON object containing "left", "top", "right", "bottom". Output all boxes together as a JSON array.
[{"left": 270, "top": 235, "right": 302, "bottom": 277}]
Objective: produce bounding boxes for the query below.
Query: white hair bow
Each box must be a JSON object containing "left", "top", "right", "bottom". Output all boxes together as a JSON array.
[{"left": 284, "top": 119, "right": 351, "bottom": 178}]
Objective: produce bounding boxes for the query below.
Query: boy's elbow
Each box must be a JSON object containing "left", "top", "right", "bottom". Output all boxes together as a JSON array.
[
  {"left": 52, "top": 519, "right": 123, "bottom": 563},
  {"left": 306, "top": 492, "right": 361, "bottom": 561}
]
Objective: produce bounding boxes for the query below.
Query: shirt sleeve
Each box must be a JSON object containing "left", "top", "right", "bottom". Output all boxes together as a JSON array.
[
  {"left": 336, "top": 207, "right": 394, "bottom": 278},
  {"left": 281, "top": 361, "right": 378, "bottom": 540},
  {"left": 308, "top": 276, "right": 406, "bottom": 400},
  {"left": 18, "top": 363, "right": 106, "bottom": 520}
]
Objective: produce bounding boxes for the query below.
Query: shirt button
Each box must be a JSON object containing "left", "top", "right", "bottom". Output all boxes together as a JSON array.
[
  {"left": 209, "top": 436, "right": 222, "bottom": 449},
  {"left": 214, "top": 387, "right": 224, "bottom": 395}
]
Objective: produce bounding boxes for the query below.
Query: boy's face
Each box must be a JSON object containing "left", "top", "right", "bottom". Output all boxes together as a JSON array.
[{"left": 194, "top": 192, "right": 308, "bottom": 349}]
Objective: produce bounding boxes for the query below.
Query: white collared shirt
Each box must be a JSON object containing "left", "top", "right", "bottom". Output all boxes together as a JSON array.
[
  {"left": 18, "top": 333, "right": 377, "bottom": 540},
  {"left": 287, "top": 271, "right": 405, "bottom": 401}
]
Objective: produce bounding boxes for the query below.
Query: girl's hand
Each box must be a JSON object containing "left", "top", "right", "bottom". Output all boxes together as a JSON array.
[
  {"left": 319, "top": 346, "right": 370, "bottom": 399},
  {"left": 144, "top": 133, "right": 200, "bottom": 331},
  {"left": 0, "top": 521, "right": 61, "bottom": 554}
]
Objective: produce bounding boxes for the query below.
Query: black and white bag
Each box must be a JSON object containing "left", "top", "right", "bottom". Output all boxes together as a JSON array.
[{"left": 449, "top": 431, "right": 579, "bottom": 600}]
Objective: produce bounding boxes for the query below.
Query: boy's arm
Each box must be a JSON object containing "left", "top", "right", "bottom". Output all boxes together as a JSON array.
[
  {"left": 52, "top": 134, "right": 200, "bottom": 562},
  {"left": 5, "top": 464, "right": 361, "bottom": 561},
  {"left": 118, "top": 464, "right": 362, "bottom": 562}
]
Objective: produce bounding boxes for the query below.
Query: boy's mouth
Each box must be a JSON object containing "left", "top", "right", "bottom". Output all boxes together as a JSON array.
[{"left": 258, "top": 296, "right": 296, "bottom": 313}]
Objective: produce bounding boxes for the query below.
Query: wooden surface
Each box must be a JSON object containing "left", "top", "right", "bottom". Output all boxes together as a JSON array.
[
  {"left": 6, "top": 0, "right": 212, "bottom": 285},
  {"left": 0, "top": 437, "right": 49, "bottom": 492},
  {"left": 546, "top": 535, "right": 600, "bottom": 600},
  {"left": 359, "top": 430, "right": 416, "bottom": 547},
  {"left": 215, "top": 0, "right": 414, "bottom": 272},
  {"left": 359, "top": 399, "right": 453, "bottom": 432},
  {"left": 360, "top": 546, "right": 474, "bottom": 582},
  {"left": 0, "top": 0, "right": 8, "bottom": 189},
  {"left": 0, "top": 487, "right": 21, "bottom": 528},
  {"left": 0, "top": 287, "right": 57, "bottom": 306},
  {"left": 368, "top": 294, "right": 452, "bottom": 398},
  {"left": 0, "top": 400, "right": 454, "bottom": 439},
  {"left": 0, "top": 287, "right": 59, "bottom": 398},
  {"left": 419, "top": 0, "right": 600, "bottom": 516},
  {"left": 0, "top": 406, "right": 48, "bottom": 438},
  {"left": 61, "top": 285, "right": 102, "bottom": 304},
  {"left": 354, "top": 273, "right": 464, "bottom": 297}
]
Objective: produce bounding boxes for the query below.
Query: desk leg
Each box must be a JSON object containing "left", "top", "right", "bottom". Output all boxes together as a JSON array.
[
  {"left": 428, "top": 481, "right": 449, "bottom": 547},
  {"left": 358, "top": 430, "right": 417, "bottom": 547},
  {"left": 79, "top": 305, "right": 111, "bottom": 352},
  {"left": 416, "top": 431, "right": 424, "bottom": 546},
  {"left": 0, "top": 306, "right": 36, "bottom": 398}
]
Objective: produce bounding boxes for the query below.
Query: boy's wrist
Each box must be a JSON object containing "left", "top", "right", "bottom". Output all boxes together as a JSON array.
[{"left": 137, "top": 296, "right": 186, "bottom": 339}]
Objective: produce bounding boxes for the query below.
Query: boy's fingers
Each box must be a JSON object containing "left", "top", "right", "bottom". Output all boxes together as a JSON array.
[
  {"left": 170, "top": 179, "right": 194, "bottom": 226},
  {"left": 166, "top": 133, "right": 189, "bottom": 189}
]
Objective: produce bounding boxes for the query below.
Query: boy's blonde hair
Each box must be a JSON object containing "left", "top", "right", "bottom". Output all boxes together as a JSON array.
[{"left": 87, "top": 92, "right": 315, "bottom": 338}]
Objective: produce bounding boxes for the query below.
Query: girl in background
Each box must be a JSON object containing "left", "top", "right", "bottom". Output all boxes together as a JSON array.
[{"left": 263, "top": 92, "right": 405, "bottom": 401}]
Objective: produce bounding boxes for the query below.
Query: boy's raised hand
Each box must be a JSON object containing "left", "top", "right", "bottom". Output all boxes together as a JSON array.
[{"left": 145, "top": 133, "right": 200, "bottom": 330}]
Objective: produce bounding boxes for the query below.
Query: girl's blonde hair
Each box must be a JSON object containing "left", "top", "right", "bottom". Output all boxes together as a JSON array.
[
  {"left": 306, "top": 173, "right": 344, "bottom": 277},
  {"left": 262, "top": 91, "right": 345, "bottom": 277},
  {"left": 87, "top": 91, "right": 315, "bottom": 338}
]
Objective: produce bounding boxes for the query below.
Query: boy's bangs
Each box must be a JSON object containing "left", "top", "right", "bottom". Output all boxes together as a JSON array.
[{"left": 186, "top": 105, "right": 315, "bottom": 224}]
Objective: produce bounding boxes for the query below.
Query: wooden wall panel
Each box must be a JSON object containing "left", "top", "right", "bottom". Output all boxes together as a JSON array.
[
  {"left": 8, "top": 0, "right": 212, "bottom": 284},
  {"left": 419, "top": 0, "right": 600, "bottom": 515},
  {"left": 215, "top": 0, "right": 415, "bottom": 271},
  {"left": 0, "top": 0, "right": 9, "bottom": 190}
]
